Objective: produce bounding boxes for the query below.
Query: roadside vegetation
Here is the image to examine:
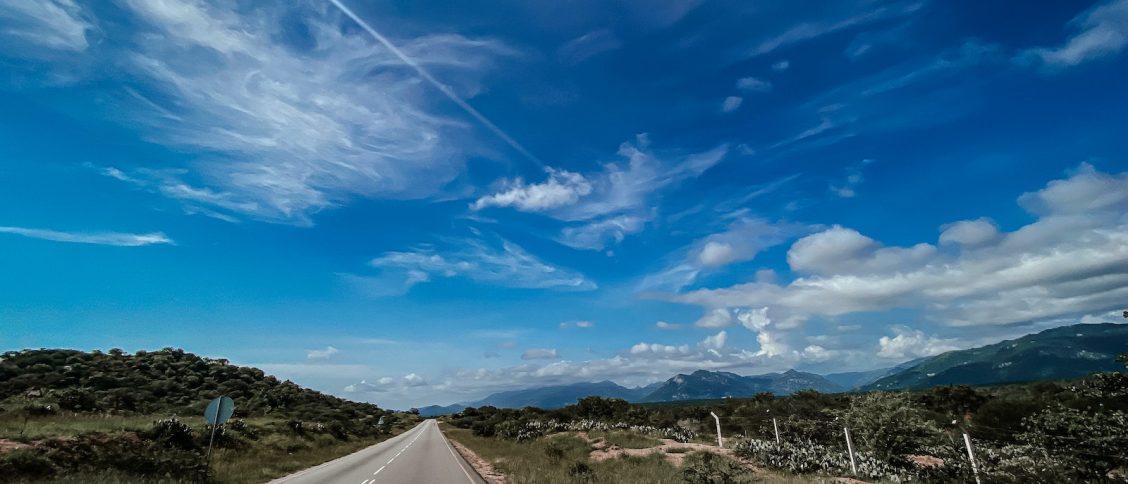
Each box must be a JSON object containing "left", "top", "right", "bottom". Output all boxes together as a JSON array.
[
  {"left": 445, "top": 368, "right": 1128, "bottom": 482},
  {"left": 0, "top": 348, "right": 420, "bottom": 483}
]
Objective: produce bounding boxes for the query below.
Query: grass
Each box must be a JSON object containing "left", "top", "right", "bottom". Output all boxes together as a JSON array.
[
  {"left": 586, "top": 429, "right": 663, "bottom": 449},
  {"left": 441, "top": 423, "right": 819, "bottom": 484},
  {"left": 1, "top": 411, "right": 417, "bottom": 484}
]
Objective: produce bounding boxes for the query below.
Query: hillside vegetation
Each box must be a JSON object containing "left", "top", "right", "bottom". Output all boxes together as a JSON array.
[
  {"left": 0, "top": 348, "right": 417, "bottom": 483},
  {"left": 447, "top": 370, "right": 1128, "bottom": 482}
]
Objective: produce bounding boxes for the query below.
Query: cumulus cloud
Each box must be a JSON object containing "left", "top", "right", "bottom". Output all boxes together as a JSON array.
[
  {"left": 668, "top": 165, "right": 1128, "bottom": 328},
  {"left": 1018, "top": 0, "right": 1128, "bottom": 70},
  {"left": 521, "top": 348, "right": 559, "bottom": 360},
  {"left": 877, "top": 328, "right": 961, "bottom": 359},
  {"left": 695, "top": 308, "right": 734, "bottom": 328},
  {"left": 370, "top": 234, "right": 595, "bottom": 291},
  {"left": 699, "top": 331, "right": 727, "bottom": 350},
  {"left": 721, "top": 96, "right": 744, "bottom": 112},
  {"left": 9, "top": 0, "right": 518, "bottom": 224},
  {"left": 939, "top": 218, "right": 1000, "bottom": 247},
  {"left": 306, "top": 346, "right": 339, "bottom": 361},
  {"left": 0, "top": 226, "right": 174, "bottom": 247},
  {"left": 403, "top": 373, "right": 428, "bottom": 387},
  {"left": 630, "top": 342, "right": 691, "bottom": 356}
]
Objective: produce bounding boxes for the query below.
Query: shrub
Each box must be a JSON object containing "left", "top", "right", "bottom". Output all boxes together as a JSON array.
[
  {"left": 148, "top": 417, "right": 196, "bottom": 449},
  {"left": 681, "top": 452, "right": 752, "bottom": 484},
  {"left": 0, "top": 449, "right": 56, "bottom": 478},
  {"left": 568, "top": 461, "right": 594, "bottom": 482}
]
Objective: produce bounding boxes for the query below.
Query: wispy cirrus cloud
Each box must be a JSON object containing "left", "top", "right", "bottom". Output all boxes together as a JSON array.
[
  {"left": 0, "top": 0, "right": 91, "bottom": 54},
  {"left": 0, "top": 226, "right": 173, "bottom": 247},
  {"left": 369, "top": 233, "right": 595, "bottom": 291},
  {"left": 6, "top": 0, "right": 520, "bottom": 225},
  {"left": 1017, "top": 0, "right": 1128, "bottom": 70},
  {"left": 557, "top": 29, "right": 622, "bottom": 65},
  {"left": 473, "top": 134, "right": 728, "bottom": 250}
]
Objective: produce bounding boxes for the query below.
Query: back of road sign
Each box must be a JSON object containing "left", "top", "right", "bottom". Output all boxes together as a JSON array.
[{"left": 205, "top": 396, "right": 235, "bottom": 425}]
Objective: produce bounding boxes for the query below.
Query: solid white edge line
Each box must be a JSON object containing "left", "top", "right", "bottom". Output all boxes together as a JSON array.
[{"left": 437, "top": 421, "right": 480, "bottom": 484}]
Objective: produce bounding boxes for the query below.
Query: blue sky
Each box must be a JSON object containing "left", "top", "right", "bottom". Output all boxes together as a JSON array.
[{"left": 1, "top": 0, "right": 1127, "bottom": 409}]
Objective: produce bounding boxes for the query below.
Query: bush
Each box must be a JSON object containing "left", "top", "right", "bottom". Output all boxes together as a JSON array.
[
  {"left": 681, "top": 452, "right": 752, "bottom": 484},
  {"left": 0, "top": 449, "right": 56, "bottom": 478},
  {"left": 568, "top": 461, "right": 594, "bottom": 482},
  {"left": 148, "top": 417, "right": 196, "bottom": 449}
]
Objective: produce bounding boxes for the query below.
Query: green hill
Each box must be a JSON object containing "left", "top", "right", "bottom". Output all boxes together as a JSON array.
[
  {"left": 0, "top": 348, "right": 381, "bottom": 422},
  {"left": 864, "top": 323, "right": 1128, "bottom": 390},
  {"left": 0, "top": 348, "right": 417, "bottom": 483}
]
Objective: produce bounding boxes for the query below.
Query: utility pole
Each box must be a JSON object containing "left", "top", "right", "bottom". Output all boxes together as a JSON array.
[
  {"left": 843, "top": 426, "right": 857, "bottom": 475},
  {"left": 709, "top": 411, "right": 723, "bottom": 448}
]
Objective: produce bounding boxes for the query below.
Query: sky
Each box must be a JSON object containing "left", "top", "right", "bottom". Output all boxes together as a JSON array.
[{"left": 1, "top": 0, "right": 1127, "bottom": 409}]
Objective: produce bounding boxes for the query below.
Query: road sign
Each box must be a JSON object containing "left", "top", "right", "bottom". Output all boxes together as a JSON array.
[{"left": 205, "top": 396, "right": 235, "bottom": 426}]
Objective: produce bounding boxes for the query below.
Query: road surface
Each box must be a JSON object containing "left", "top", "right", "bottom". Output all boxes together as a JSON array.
[{"left": 269, "top": 419, "right": 485, "bottom": 484}]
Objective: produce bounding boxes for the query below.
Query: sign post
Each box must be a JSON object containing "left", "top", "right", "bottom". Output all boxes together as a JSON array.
[{"left": 203, "top": 396, "right": 235, "bottom": 472}]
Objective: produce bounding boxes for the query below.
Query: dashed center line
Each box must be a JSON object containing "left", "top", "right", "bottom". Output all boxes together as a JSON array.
[{"left": 373, "top": 465, "right": 385, "bottom": 475}]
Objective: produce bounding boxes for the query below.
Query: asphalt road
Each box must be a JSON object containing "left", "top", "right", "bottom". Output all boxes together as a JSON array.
[{"left": 268, "top": 419, "right": 485, "bottom": 484}]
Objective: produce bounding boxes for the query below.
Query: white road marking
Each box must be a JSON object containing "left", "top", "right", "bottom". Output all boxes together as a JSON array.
[
  {"left": 438, "top": 422, "right": 479, "bottom": 483},
  {"left": 374, "top": 466, "right": 385, "bottom": 475}
]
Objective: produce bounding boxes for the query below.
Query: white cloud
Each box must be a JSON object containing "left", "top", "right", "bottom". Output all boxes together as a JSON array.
[
  {"left": 939, "top": 218, "right": 1000, "bottom": 247},
  {"left": 736, "top": 77, "right": 772, "bottom": 92},
  {"left": 370, "top": 234, "right": 595, "bottom": 291},
  {"left": 344, "top": 379, "right": 387, "bottom": 393},
  {"left": 22, "top": 1, "right": 518, "bottom": 225},
  {"left": 641, "top": 217, "right": 804, "bottom": 291},
  {"left": 1018, "top": 0, "right": 1128, "bottom": 70},
  {"left": 403, "top": 373, "right": 428, "bottom": 387},
  {"left": 557, "top": 29, "right": 622, "bottom": 65},
  {"left": 829, "top": 159, "right": 873, "bottom": 198},
  {"left": 629, "top": 343, "right": 691, "bottom": 356},
  {"left": 877, "top": 328, "right": 961, "bottom": 359},
  {"left": 306, "top": 346, "right": 339, "bottom": 361},
  {"left": 558, "top": 214, "right": 647, "bottom": 251},
  {"left": 772, "top": 60, "right": 790, "bottom": 71},
  {"left": 801, "top": 345, "right": 835, "bottom": 362},
  {"left": 695, "top": 308, "right": 733, "bottom": 328},
  {"left": 698, "top": 241, "right": 737, "bottom": 267},
  {"left": 655, "top": 321, "right": 684, "bottom": 330},
  {"left": 0, "top": 226, "right": 174, "bottom": 247},
  {"left": 560, "top": 320, "right": 594, "bottom": 329},
  {"left": 667, "top": 165, "right": 1128, "bottom": 329},
  {"left": 0, "top": 0, "right": 91, "bottom": 53},
  {"left": 474, "top": 134, "right": 728, "bottom": 250},
  {"left": 745, "top": 1, "right": 923, "bottom": 59},
  {"left": 699, "top": 331, "right": 727, "bottom": 350},
  {"left": 721, "top": 96, "right": 744, "bottom": 112},
  {"left": 471, "top": 168, "right": 592, "bottom": 212},
  {"left": 521, "top": 348, "right": 559, "bottom": 360}
]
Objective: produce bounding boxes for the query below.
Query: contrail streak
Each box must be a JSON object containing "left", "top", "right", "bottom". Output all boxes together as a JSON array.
[{"left": 328, "top": 0, "right": 543, "bottom": 167}]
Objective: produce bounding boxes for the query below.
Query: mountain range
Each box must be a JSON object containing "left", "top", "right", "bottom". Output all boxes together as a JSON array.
[{"left": 420, "top": 322, "right": 1128, "bottom": 415}]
